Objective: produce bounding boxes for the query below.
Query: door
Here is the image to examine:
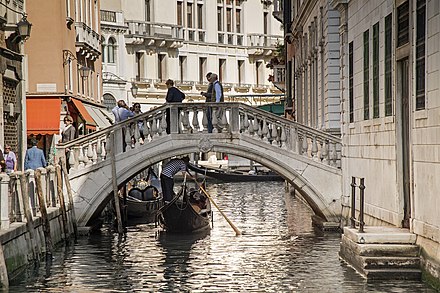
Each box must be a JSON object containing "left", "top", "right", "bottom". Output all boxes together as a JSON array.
[{"left": 398, "top": 58, "right": 411, "bottom": 228}]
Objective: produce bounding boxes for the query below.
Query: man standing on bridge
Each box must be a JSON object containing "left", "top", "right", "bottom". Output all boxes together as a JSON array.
[{"left": 160, "top": 156, "right": 193, "bottom": 203}]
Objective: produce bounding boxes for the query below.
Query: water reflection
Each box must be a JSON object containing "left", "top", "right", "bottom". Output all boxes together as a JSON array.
[{"left": 8, "top": 181, "right": 436, "bottom": 292}]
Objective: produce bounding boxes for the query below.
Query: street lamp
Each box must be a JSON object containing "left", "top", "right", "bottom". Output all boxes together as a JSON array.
[
  {"left": 16, "top": 15, "right": 32, "bottom": 41},
  {"left": 130, "top": 83, "right": 138, "bottom": 97},
  {"left": 79, "top": 66, "right": 90, "bottom": 79}
]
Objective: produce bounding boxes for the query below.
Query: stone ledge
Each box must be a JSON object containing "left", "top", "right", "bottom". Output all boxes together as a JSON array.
[{"left": 343, "top": 226, "right": 417, "bottom": 244}]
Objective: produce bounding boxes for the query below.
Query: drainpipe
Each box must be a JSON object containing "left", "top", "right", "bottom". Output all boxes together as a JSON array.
[{"left": 283, "top": 0, "right": 293, "bottom": 115}]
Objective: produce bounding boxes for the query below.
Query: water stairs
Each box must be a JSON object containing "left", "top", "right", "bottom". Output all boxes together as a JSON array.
[{"left": 340, "top": 226, "right": 421, "bottom": 280}]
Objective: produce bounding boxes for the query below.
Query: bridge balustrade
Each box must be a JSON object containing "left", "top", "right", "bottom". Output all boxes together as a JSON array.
[{"left": 57, "top": 102, "right": 341, "bottom": 174}]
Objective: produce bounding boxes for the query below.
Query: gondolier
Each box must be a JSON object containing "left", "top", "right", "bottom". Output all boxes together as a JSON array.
[{"left": 160, "top": 156, "right": 193, "bottom": 202}]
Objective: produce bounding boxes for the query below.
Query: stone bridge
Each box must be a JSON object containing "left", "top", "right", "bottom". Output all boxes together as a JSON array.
[{"left": 57, "top": 102, "right": 343, "bottom": 227}]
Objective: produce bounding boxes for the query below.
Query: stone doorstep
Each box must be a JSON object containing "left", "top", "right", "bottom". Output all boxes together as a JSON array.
[
  {"left": 363, "top": 256, "right": 421, "bottom": 270},
  {"left": 343, "top": 226, "right": 417, "bottom": 244},
  {"left": 341, "top": 235, "right": 420, "bottom": 257}
]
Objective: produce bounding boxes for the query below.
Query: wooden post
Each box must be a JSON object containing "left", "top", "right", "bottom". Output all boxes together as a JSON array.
[
  {"left": 110, "top": 132, "right": 124, "bottom": 234},
  {"left": 60, "top": 156, "right": 78, "bottom": 240},
  {"left": 19, "top": 172, "right": 39, "bottom": 261},
  {"left": 56, "top": 165, "right": 69, "bottom": 243},
  {"left": 34, "top": 169, "right": 53, "bottom": 257}
]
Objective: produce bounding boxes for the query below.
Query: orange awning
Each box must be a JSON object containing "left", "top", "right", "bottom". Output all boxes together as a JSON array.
[
  {"left": 26, "top": 98, "right": 61, "bottom": 135},
  {"left": 72, "top": 99, "right": 96, "bottom": 128}
]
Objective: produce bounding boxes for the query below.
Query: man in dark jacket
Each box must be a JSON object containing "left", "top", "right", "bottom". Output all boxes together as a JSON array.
[
  {"left": 165, "top": 79, "right": 185, "bottom": 133},
  {"left": 201, "top": 72, "right": 214, "bottom": 132}
]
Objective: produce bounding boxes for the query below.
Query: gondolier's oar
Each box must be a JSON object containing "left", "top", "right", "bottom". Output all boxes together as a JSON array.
[{"left": 191, "top": 176, "right": 242, "bottom": 236}]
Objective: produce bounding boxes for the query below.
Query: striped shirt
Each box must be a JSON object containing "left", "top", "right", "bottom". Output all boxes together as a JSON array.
[{"left": 161, "top": 159, "right": 187, "bottom": 178}]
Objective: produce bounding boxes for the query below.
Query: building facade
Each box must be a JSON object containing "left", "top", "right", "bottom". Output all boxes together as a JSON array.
[
  {"left": 25, "top": 0, "right": 110, "bottom": 164},
  {"left": 101, "top": 0, "right": 284, "bottom": 112},
  {"left": 332, "top": 0, "right": 440, "bottom": 285}
]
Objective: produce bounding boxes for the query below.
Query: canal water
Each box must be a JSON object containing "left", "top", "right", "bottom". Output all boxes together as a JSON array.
[{"left": 9, "top": 181, "right": 435, "bottom": 292}]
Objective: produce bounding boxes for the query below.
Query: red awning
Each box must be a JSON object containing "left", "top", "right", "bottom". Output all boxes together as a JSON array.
[
  {"left": 71, "top": 99, "right": 97, "bottom": 129},
  {"left": 26, "top": 98, "right": 61, "bottom": 135}
]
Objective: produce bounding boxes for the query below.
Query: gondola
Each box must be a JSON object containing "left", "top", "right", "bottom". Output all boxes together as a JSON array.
[
  {"left": 188, "top": 163, "right": 284, "bottom": 182},
  {"left": 123, "top": 171, "right": 163, "bottom": 221},
  {"left": 158, "top": 185, "right": 212, "bottom": 233}
]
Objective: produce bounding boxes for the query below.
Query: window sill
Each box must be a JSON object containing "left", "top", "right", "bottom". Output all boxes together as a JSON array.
[
  {"left": 414, "top": 109, "right": 428, "bottom": 120},
  {"left": 384, "top": 115, "right": 394, "bottom": 124}
]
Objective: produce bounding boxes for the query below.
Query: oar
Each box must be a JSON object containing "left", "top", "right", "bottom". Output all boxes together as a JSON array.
[{"left": 191, "top": 176, "right": 242, "bottom": 236}]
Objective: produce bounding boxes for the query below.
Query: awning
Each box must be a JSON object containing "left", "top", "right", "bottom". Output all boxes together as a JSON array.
[
  {"left": 26, "top": 98, "right": 61, "bottom": 135},
  {"left": 83, "top": 104, "right": 112, "bottom": 129},
  {"left": 71, "top": 99, "right": 96, "bottom": 127}
]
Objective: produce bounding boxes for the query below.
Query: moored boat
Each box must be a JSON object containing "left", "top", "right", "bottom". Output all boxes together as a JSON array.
[
  {"left": 158, "top": 186, "right": 212, "bottom": 233},
  {"left": 188, "top": 163, "right": 283, "bottom": 182}
]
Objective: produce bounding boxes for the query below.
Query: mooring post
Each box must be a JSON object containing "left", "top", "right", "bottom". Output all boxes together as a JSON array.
[
  {"left": 56, "top": 165, "right": 69, "bottom": 243},
  {"left": 60, "top": 156, "right": 78, "bottom": 240},
  {"left": 359, "top": 178, "right": 365, "bottom": 233},
  {"left": 19, "top": 172, "right": 39, "bottom": 261},
  {"left": 350, "top": 176, "right": 356, "bottom": 228},
  {"left": 34, "top": 169, "right": 53, "bottom": 257},
  {"left": 110, "top": 131, "right": 124, "bottom": 234}
]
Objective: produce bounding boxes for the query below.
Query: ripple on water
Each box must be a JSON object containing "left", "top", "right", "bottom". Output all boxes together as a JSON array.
[{"left": 8, "top": 181, "right": 436, "bottom": 292}]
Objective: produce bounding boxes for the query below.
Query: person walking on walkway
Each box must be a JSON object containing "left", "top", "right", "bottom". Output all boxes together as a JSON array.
[
  {"left": 201, "top": 72, "right": 214, "bottom": 133},
  {"left": 208, "top": 73, "right": 224, "bottom": 132},
  {"left": 4, "top": 145, "right": 17, "bottom": 174},
  {"left": 165, "top": 79, "right": 185, "bottom": 134},
  {"left": 24, "top": 139, "right": 47, "bottom": 170},
  {"left": 160, "top": 156, "right": 193, "bottom": 202}
]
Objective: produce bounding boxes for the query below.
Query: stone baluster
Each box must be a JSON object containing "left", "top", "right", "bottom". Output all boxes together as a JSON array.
[
  {"left": 312, "top": 136, "right": 319, "bottom": 161},
  {"left": 192, "top": 109, "right": 200, "bottom": 132},
  {"left": 253, "top": 117, "right": 259, "bottom": 137},
  {"left": 73, "top": 146, "right": 81, "bottom": 170},
  {"left": 243, "top": 113, "right": 250, "bottom": 133},
  {"left": 68, "top": 147, "right": 75, "bottom": 170},
  {"left": 262, "top": 119, "right": 269, "bottom": 142},
  {"left": 78, "top": 145, "right": 86, "bottom": 168},
  {"left": 302, "top": 134, "right": 309, "bottom": 157},
  {"left": 133, "top": 122, "right": 140, "bottom": 148},
  {"left": 151, "top": 117, "right": 159, "bottom": 138},
  {"left": 280, "top": 127, "right": 287, "bottom": 149},
  {"left": 248, "top": 117, "right": 254, "bottom": 136},
  {"left": 86, "top": 143, "right": 94, "bottom": 165},
  {"left": 212, "top": 108, "right": 218, "bottom": 133},
  {"left": 330, "top": 142, "right": 338, "bottom": 167},
  {"left": 321, "top": 140, "right": 329, "bottom": 164},
  {"left": 221, "top": 107, "right": 228, "bottom": 132},
  {"left": 271, "top": 124, "right": 278, "bottom": 146},
  {"left": 124, "top": 125, "right": 132, "bottom": 149},
  {"left": 202, "top": 108, "right": 208, "bottom": 133},
  {"left": 92, "top": 143, "right": 98, "bottom": 163},
  {"left": 100, "top": 139, "right": 107, "bottom": 161},
  {"left": 257, "top": 119, "right": 262, "bottom": 138},
  {"left": 143, "top": 117, "right": 150, "bottom": 141},
  {"left": 96, "top": 138, "right": 102, "bottom": 162},
  {"left": 181, "top": 110, "right": 190, "bottom": 133},
  {"left": 291, "top": 127, "right": 298, "bottom": 153},
  {"left": 160, "top": 114, "right": 167, "bottom": 135},
  {"left": 239, "top": 114, "right": 245, "bottom": 133}
]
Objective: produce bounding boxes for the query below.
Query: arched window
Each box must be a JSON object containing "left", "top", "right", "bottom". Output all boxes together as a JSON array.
[
  {"left": 107, "top": 37, "right": 116, "bottom": 63},
  {"left": 103, "top": 93, "right": 117, "bottom": 111}
]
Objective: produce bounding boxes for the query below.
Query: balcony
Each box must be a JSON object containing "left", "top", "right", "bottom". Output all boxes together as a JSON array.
[
  {"left": 75, "top": 22, "right": 101, "bottom": 57},
  {"left": 126, "top": 21, "right": 184, "bottom": 46},
  {"left": 247, "top": 34, "right": 283, "bottom": 56},
  {"left": 272, "top": 0, "right": 284, "bottom": 23},
  {"left": 271, "top": 65, "right": 286, "bottom": 92}
]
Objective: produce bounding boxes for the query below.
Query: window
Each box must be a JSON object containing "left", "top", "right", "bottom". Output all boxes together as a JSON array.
[
  {"left": 238, "top": 60, "right": 244, "bottom": 85},
  {"left": 197, "top": 4, "right": 203, "bottom": 29},
  {"left": 107, "top": 37, "right": 116, "bottom": 64},
  {"left": 158, "top": 54, "right": 166, "bottom": 81},
  {"left": 397, "top": 2, "right": 409, "bottom": 47},
  {"left": 136, "top": 52, "right": 144, "bottom": 81},
  {"left": 263, "top": 12, "right": 268, "bottom": 35},
  {"left": 226, "top": 8, "right": 232, "bottom": 32},
  {"left": 177, "top": 1, "right": 183, "bottom": 26},
  {"left": 256, "top": 61, "right": 263, "bottom": 85},
  {"left": 349, "top": 42, "right": 354, "bottom": 123},
  {"left": 373, "top": 22, "right": 379, "bottom": 118},
  {"left": 199, "top": 57, "right": 207, "bottom": 83},
  {"left": 179, "top": 56, "right": 187, "bottom": 82},
  {"left": 385, "top": 14, "right": 392, "bottom": 116},
  {"left": 363, "top": 30, "right": 369, "bottom": 120},
  {"left": 219, "top": 59, "right": 226, "bottom": 81},
  {"left": 101, "top": 44, "right": 106, "bottom": 63},
  {"left": 416, "top": 0, "right": 426, "bottom": 110},
  {"left": 217, "top": 7, "right": 223, "bottom": 31},
  {"left": 236, "top": 9, "right": 241, "bottom": 33},
  {"left": 145, "top": 0, "right": 151, "bottom": 22},
  {"left": 103, "top": 93, "right": 117, "bottom": 111},
  {"left": 66, "top": 0, "right": 71, "bottom": 18},
  {"left": 187, "top": 3, "right": 193, "bottom": 28}
]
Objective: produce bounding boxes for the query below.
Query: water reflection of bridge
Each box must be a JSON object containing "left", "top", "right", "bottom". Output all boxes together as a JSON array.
[{"left": 57, "top": 102, "right": 342, "bottom": 227}]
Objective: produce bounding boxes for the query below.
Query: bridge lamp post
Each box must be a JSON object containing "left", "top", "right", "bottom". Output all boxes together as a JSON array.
[{"left": 126, "top": 83, "right": 138, "bottom": 106}]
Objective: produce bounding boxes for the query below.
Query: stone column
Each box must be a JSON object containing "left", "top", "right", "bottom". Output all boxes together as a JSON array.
[{"left": 0, "top": 173, "right": 10, "bottom": 229}]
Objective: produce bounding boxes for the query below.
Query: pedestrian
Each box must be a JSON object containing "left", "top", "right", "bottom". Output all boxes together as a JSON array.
[
  {"left": 160, "top": 156, "right": 193, "bottom": 203},
  {"left": 59, "top": 115, "right": 76, "bottom": 170},
  {"left": 201, "top": 72, "right": 214, "bottom": 133},
  {"left": 24, "top": 139, "right": 47, "bottom": 170},
  {"left": 4, "top": 145, "right": 17, "bottom": 174},
  {"left": 0, "top": 148, "right": 6, "bottom": 173},
  {"left": 131, "top": 102, "right": 145, "bottom": 142},
  {"left": 207, "top": 73, "right": 224, "bottom": 133},
  {"left": 165, "top": 79, "right": 185, "bottom": 134},
  {"left": 112, "top": 100, "right": 134, "bottom": 123}
]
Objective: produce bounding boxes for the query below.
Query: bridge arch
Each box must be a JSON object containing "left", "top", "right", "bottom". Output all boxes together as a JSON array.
[{"left": 70, "top": 134, "right": 342, "bottom": 227}]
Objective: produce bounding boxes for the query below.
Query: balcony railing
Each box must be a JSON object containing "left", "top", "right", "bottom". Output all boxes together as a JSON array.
[
  {"left": 75, "top": 22, "right": 101, "bottom": 53},
  {"left": 100, "top": 10, "right": 116, "bottom": 22},
  {"left": 247, "top": 34, "right": 282, "bottom": 48},
  {"left": 126, "top": 21, "right": 184, "bottom": 40}
]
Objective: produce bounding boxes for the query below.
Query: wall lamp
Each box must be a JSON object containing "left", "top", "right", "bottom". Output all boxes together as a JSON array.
[
  {"left": 130, "top": 83, "right": 138, "bottom": 97},
  {"left": 0, "top": 2, "right": 32, "bottom": 41},
  {"left": 79, "top": 66, "right": 90, "bottom": 79}
]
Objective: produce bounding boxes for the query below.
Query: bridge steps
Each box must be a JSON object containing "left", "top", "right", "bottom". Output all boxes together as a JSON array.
[{"left": 340, "top": 227, "right": 421, "bottom": 280}]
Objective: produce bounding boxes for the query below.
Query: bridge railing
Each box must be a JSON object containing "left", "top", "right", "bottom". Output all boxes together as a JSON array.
[
  {"left": 0, "top": 166, "right": 65, "bottom": 230},
  {"left": 57, "top": 102, "right": 341, "bottom": 173}
]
